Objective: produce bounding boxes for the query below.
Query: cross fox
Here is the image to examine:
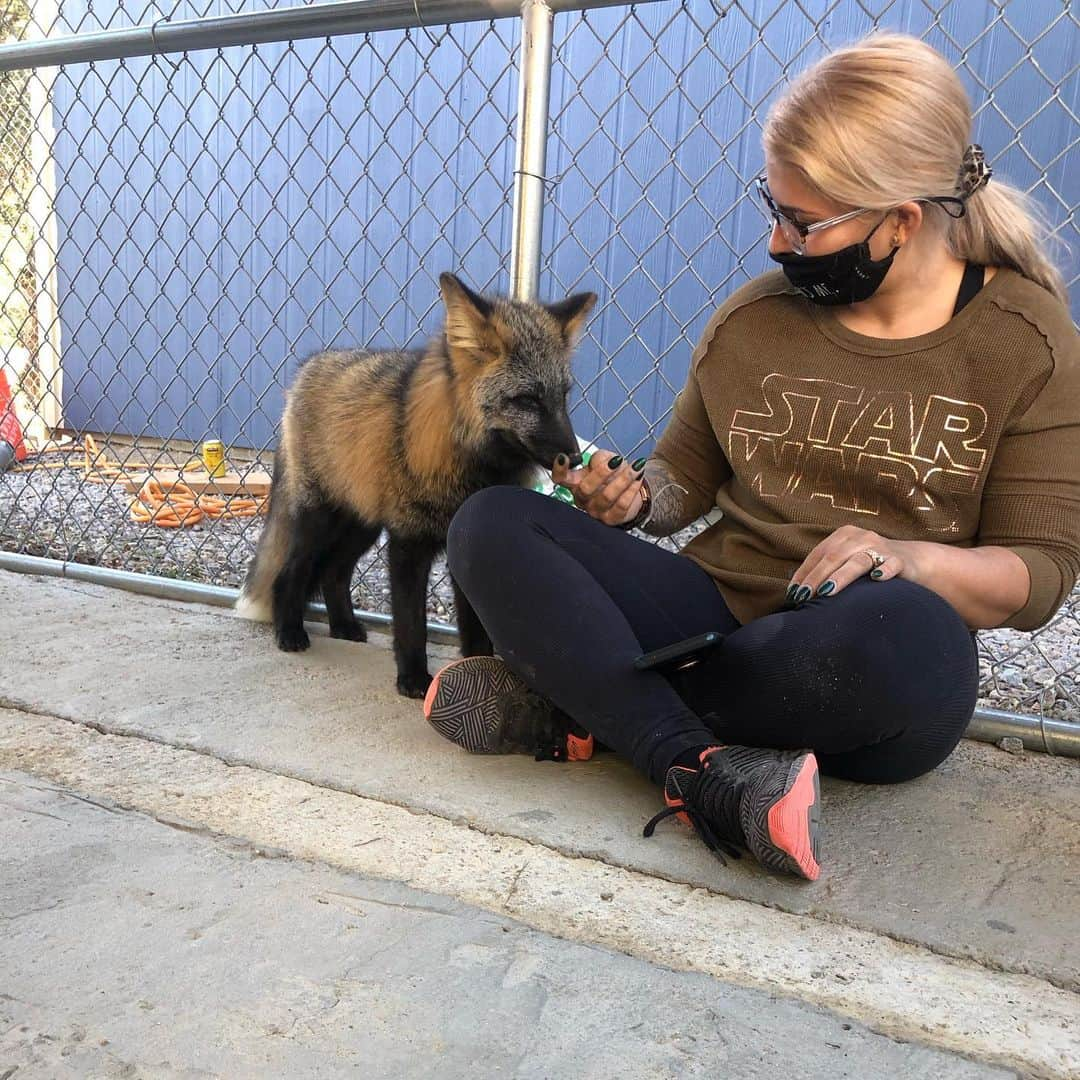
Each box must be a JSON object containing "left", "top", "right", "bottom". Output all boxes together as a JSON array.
[{"left": 237, "top": 272, "right": 596, "bottom": 697}]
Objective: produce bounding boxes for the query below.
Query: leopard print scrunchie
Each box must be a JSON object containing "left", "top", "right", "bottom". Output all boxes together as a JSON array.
[{"left": 957, "top": 143, "right": 992, "bottom": 199}]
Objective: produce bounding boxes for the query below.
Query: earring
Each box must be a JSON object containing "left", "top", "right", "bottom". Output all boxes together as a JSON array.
[{"left": 890, "top": 233, "right": 901, "bottom": 246}]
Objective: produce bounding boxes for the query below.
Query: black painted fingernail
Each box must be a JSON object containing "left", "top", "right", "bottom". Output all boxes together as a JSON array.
[
  {"left": 817, "top": 580, "right": 835, "bottom": 597},
  {"left": 555, "top": 453, "right": 568, "bottom": 468},
  {"left": 794, "top": 585, "right": 812, "bottom": 604},
  {"left": 785, "top": 583, "right": 799, "bottom": 602},
  {"left": 632, "top": 457, "right": 648, "bottom": 471},
  {"left": 870, "top": 568, "right": 883, "bottom": 580},
  {"left": 608, "top": 456, "right": 623, "bottom": 470}
]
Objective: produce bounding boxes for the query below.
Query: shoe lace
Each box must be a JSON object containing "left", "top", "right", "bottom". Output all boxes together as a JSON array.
[{"left": 642, "top": 752, "right": 745, "bottom": 864}]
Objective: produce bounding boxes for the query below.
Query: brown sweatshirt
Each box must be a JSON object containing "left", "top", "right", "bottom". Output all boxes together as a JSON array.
[{"left": 653, "top": 269, "right": 1080, "bottom": 630}]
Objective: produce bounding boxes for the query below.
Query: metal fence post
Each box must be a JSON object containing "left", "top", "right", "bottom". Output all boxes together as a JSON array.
[
  {"left": 26, "top": 51, "right": 62, "bottom": 439},
  {"left": 509, "top": 0, "right": 554, "bottom": 301}
]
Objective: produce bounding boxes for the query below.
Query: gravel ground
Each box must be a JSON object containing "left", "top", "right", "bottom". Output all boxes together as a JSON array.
[{"left": 1, "top": 456, "right": 1076, "bottom": 722}]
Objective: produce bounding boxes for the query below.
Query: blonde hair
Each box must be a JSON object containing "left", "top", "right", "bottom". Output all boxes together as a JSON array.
[{"left": 763, "top": 33, "right": 1068, "bottom": 305}]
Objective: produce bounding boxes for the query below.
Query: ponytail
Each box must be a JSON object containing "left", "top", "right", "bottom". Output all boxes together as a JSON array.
[{"left": 950, "top": 180, "right": 1068, "bottom": 305}]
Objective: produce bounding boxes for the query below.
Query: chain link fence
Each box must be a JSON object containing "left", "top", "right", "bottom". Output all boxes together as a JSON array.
[{"left": 0, "top": 0, "right": 1076, "bottom": 726}]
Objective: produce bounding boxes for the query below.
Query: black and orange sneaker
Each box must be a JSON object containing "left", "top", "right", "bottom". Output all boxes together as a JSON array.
[
  {"left": 644, "top": 745, "right": 822, "bottom": 880},
  {"left": 424, "top": 656, "right": 595, "bottom": 763}
]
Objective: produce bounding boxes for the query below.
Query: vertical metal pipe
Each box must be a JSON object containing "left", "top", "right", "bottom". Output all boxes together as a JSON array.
[
  {"left": 509, "top": 0, "right": 554, "bottom": 301},
  {"left": 25, "top": 33, "right": 63, "bottom": 438}
]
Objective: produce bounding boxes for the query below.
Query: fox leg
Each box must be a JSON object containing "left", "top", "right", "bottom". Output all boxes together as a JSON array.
[
  {"left": 450, "top": 574, "right": 493, "bottom": 658},
  {"left": 386, "top": 533, "right": 439, "bottom": 698},
  {"left": 272, "top": 502, "right": 340, "bottom": 652},
  {"left": 321, "top": 519, "right": 381, "bottom": 642}
]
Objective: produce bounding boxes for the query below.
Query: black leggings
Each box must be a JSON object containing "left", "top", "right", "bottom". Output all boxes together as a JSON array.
[{"left": 447, "top": 486, "right": 978, "bottom": 786}]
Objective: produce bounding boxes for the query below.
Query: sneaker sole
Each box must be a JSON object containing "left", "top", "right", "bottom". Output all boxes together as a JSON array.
[
  {"left": 764, "top": 753, "right": 822, "bottom": 881},
  {"left": 423, "top": 656, "right": 521, "bottom": 754}
]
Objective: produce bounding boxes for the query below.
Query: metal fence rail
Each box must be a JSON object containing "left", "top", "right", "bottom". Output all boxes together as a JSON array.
[{"left": 0, "top": 0, "right": 1076, "bottom": 738}]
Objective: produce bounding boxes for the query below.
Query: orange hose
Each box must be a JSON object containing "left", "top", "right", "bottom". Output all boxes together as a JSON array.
[{"left": 128, "top": 473, "right": 266, "bottom": 527}]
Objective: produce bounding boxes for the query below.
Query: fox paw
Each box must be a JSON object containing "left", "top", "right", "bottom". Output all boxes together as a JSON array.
[
  {"left": 330, "top": 620, "right": 367, "bottom": 643},
  {"left": 396, "top": 670, "right": 433, "bottom": 699},
  {"left": 276, "top": 625, "right": 311, "bottom": 652}
]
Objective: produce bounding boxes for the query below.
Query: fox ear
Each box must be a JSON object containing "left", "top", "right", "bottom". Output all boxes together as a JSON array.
[
  {"left": 439, "top": 273, "right": 493, "bottom": 320},
  {"left": 546, "top": 291, "right": 597, "bottom": 347},
  {"left": 439, "top": 273, "right": 505, "bottom": 363}
]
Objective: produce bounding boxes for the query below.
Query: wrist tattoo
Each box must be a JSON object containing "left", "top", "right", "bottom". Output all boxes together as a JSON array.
[{"left": 639, "top": 462, "right": 693, "bottom": 536}]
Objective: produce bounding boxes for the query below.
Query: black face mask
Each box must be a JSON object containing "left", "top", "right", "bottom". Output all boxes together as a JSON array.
[{"left": 769, "top": 217, "right": 898, "bottom": 306}]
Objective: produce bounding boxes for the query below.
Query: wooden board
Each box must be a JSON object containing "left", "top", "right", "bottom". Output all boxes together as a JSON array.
[{"left": 120, "top": 468, "right": 272, "bottom": 496}]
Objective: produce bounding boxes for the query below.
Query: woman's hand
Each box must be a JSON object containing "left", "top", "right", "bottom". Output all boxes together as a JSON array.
[
  {"left": 786, "top": 526, "right": 1031, "bottom": 629},
  {"left": 552, "top": 450, "right": 648, "bottom": 527},
  {"left": 787, "top": 525, "right": 914, "bottom": 603}
]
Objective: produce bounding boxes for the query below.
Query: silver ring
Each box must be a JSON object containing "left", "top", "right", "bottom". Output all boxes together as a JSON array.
[{"left": 863, "top": 548, "right": 886, "bottom": 569}]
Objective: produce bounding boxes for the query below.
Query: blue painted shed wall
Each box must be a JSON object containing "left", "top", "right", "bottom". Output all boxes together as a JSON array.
[{"left": 52, "top": 0, "right": 1078, "bottom": 455}]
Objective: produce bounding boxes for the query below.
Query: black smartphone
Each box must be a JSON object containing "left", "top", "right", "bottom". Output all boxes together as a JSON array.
[{"left": 633, "top": 631, "right": 723, "bottom": 674}]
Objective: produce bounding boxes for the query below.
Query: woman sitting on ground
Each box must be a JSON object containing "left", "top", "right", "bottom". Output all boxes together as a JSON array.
[{"left": 424, "top": 33, "right": 1080, "bottom": 881}]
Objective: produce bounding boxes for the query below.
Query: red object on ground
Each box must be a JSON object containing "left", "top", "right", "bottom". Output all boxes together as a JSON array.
[{"left": 0, "top": 368, "right": 27, "bottom": 462}]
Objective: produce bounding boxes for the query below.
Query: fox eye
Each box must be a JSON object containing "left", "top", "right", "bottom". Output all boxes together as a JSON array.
[{"left": 511, "top": 394, "right": 542, "bottom": 410}]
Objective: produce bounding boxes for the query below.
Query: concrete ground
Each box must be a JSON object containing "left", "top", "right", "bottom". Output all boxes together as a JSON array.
[{"left": 0, "top": 568, "right": 1077, "bottom": 1079}]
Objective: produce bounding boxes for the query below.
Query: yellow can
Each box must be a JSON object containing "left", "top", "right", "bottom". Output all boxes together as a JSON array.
[{"left": 201, "top": 439, "right": 226, "bottom": 479}]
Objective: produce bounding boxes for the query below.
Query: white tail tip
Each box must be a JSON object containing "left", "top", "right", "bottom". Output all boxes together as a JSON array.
[{"left": 235, "top": 591, "right": 272, "bottom": 623}]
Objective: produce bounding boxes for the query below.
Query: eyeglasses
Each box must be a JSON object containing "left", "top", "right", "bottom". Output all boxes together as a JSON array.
[
  {"left": 752, "top": 176, "right": 873, "bottom": 254},
  {"left": 752, "top": 175, "right": 968, "bottom": 255}
]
